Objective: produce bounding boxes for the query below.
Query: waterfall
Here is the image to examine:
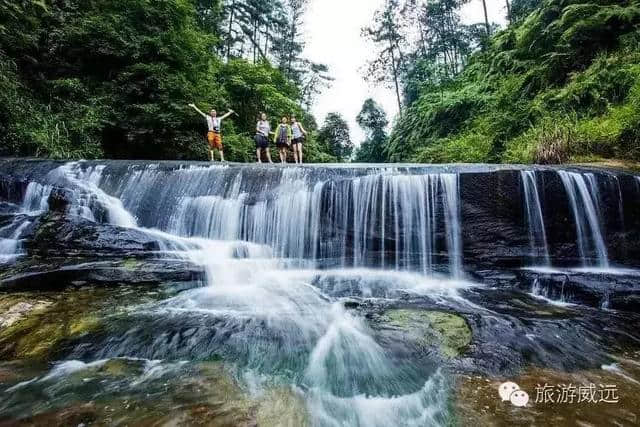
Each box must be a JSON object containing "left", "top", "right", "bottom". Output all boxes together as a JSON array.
[
  {"left": 57, "top": 163, "right": 464, "bottom": 277},
  {"left": 557, "top": 171, "right": 609, "bottom": 268},
  {"left": 5, "top": 159, "right": 640, "bottom": 426},
  {"left": 521, "top": 171, "right": 550, "bottom": 266},
  {"left": 0, "top": 182, "right": 51, "bottom": 264}
]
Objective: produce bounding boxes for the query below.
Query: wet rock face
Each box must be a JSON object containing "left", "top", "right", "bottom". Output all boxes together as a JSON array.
[
  {"left": 459, "top": 170, "right": 529, "bottom": 270},
  {"left": 1, "top": 210, "right": 205, "bottom": 291},
  {"left": 374, "top": 309, "right": 472, "bottom": 359},
  {"left": 23, "top": 212, "right": 163, "bottom": 258},
  {"left": 459, "top": 169, "right": 640, "bottom": 269}
]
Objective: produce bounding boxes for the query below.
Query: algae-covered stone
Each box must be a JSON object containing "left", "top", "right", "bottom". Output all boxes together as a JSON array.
[
  {"left": 69, "top": 315, "right": 100, "bottom": 337},
  {"left": 0, "top": 291, "right": 105, "bottom": 361},
  {"left": 0, "top": 300, "right": 52, "bottom": 329},
  {"left": 257, "top": 387, "right": 310, "bottom": 427},
  {"left": 379, "top": 309, "right": 472, "bottom": 358}
]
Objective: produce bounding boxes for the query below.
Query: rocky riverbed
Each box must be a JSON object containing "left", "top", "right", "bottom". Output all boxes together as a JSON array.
[{"left": 0, "top": 159, "right": 639, "bottom": 425}]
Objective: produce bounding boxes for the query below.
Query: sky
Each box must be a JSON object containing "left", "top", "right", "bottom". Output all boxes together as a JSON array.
[{"left": 303, "top": 0, "right": 509, "bottom": 145}]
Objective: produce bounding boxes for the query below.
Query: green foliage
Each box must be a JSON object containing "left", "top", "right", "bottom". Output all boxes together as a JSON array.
[
  {"left": 354, "top": 98, "right": 389, "bottom": 163},
  {"left": 316, "top": 113, "right": 353, "bottom": 162},
  {"left": 385, "top": 0, "right": 640, "bottom": 164},
  {"left": 0, "top": 0, "right": 334, "bottom": 161}
]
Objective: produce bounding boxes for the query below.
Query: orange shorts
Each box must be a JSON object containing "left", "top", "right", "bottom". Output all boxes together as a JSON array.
[{"left": 207, "top": 131, "right": 223, "bottom": 150}]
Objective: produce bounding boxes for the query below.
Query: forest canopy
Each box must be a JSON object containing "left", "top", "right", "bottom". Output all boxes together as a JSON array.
[
  {"left": 0, "top": 0, "right": 338, "bottom": 162},
  {"left": 359, "top": 0, "right": 640, "bottom": 164}
]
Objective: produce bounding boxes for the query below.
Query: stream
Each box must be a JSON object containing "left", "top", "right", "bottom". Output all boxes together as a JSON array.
[{"left": 0, "top": 159, "right": 639, "bottom": 426}]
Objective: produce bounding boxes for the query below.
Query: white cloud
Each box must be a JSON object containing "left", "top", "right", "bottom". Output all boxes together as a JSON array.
[{"left": 303, "top": 0, "right": 508, "bottom": 145}]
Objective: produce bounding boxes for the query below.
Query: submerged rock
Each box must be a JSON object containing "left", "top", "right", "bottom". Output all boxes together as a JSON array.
[
  {"left": 0, "top": 297, "right": 52, "bottom": 329},
  {"left": 256, "top": 387, "right": 310, "bottom": 427},
  {"left": 0, "top": 287, "right": 171, "bottom": 361},
  {"left": 454, "top": 351, "right": 640, "bottom": 426}
]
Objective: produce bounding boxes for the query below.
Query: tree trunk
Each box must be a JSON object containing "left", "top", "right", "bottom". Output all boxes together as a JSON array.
[
  {"left": 226, "top": 1, "right": 236, "bottom": 60},
  {"left": 505, "top": 0, "right": 512, "bottom": 24},
  {"left": 287, "top": 22, "right": 297, "bottom": 77},
  {"left": 264, "top": 25, "right": 269, "bottom": 58},
  {"left": 418, "top": 20, "right": 428, "bottom": 57},
  {"left": 389, "top": 46, "right": 402, "bottom": 113},
  {"left": 481, "top": 0, "right": 490, "bottom": 37},
  {"left": 253, "top": 18, "right": 258, "bottom": 63}
]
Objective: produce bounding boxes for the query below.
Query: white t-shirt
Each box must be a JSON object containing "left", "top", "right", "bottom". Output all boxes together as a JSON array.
[
  {"left": 207, "top": 116, "right": 222, "bottom": 133},
  {"left": 292, "top": 122, "right": 303, "bottom": 139},
  {"left": 257, "top": 120, "right": 270, "bottom": 137}
]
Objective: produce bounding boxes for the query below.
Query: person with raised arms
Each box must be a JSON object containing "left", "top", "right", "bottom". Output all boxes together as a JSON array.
[
  {"left": 290, "top": 115, "right": 308, "bottom": 164},
  {"left": 255, "top": 113, "right": 273, "bottom": 163},
  {"left": 188, "top": 103, "right": 235, "bottom": 162}
]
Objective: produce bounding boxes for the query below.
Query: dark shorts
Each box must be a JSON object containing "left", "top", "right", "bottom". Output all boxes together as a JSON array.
[
  {"left": 255, "top": 134, "right": 269, "bottom": 149},
  {"left": 276, "top": 139, "right": 289, "bottom": 148},
  {"left": 292, "top": 137, "right": 304, "bottom": 146}
]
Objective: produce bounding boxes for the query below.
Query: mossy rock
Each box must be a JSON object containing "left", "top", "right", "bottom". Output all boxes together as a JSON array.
[
  {"left": 256, "top": 387, "right": 310, "bottom": 427},
  {"left": 120, "top": 257, "right": 142, "bottom": 271},
  {"left": 379, "top": 309, "right": 472, "bottom": 358},
  {"left": 0, "top": 292, "right": 104, "bottom": 361}
]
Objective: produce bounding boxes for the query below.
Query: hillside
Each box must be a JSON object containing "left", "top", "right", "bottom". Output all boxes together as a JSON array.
[{"left": 385, "top": 0, "right": 640, "bottom": 164}]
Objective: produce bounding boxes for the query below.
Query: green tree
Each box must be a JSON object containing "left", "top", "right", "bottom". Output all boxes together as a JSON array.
[
  {"left": 510, "top": 0, "right": 541, "bottom": 22},
  {"left": 317, "top": 113, "right": 353, "bottom": 161},
  {"left": 0, "top": 0, "right": 336, "bottom": 161},
  {"left": 354, "top": 99, "right": 389, "bottom": 163},
  {"left": 362, "top": 0, "right": 408, "bottom": 112}
]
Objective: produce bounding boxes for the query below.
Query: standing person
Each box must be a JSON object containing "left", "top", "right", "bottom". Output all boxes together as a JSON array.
[
  {"left": 273, "top": 117, "right": 292, "bottom": 164},
  {"left": 188, "top": 103, "right": 235, "bottom": 162},
  {"left": 255, "top": 113, "right": 273, "bottom": 163},
  {"left": 290, "top": 115, "right": 308, "bottom": 164}
]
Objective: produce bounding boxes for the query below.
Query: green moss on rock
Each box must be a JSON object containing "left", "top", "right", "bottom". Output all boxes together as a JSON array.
[{"left": 380, "top": 309, "right": 472, "bottom": 358}]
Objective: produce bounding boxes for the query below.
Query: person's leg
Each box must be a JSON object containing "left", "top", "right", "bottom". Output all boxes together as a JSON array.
[
  {"left": 280, "top": 148, "right": 286, "bottom": 163},
  {"left": 214, "top": 135, "right": 224, "bottom": 162},
  {"left": 266, "top": 149, "right": 273, "bottom": 163},
  {"left": 297, "top": 144, "right": 303, "bottom": 164},
  {"left": 207, "top": 132, "right": 215, "bottom": 161},
  {"left": 256, "top": 148, "right": 262, "bottom": 163},
  {"left": 293, "top": 144, "right": 299, "bottom": 164}
]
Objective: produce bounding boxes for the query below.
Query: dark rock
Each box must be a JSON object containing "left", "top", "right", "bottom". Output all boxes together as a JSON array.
[
  {"left": 0, "top": 258, "right": 205, "bottom": 291},
  {"left": 516, "top": 269, "right": 640, "bottom": 312},
  {"left": 22, "top": 213, "right": 166, "bottom": 258},
  {"left": 47, "top": 188, "right": 73, "bottom": 213}
]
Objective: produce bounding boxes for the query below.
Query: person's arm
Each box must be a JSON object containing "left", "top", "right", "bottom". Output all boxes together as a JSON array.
[
  {"left": 256, "top": 122, "right": 261, "bottom": 134},
  {"left": 299, "top": 123, "right": 308, "bottom": 136},
  {"left": 220, "top": 110, "right": 235, "bottom": 120},
  {"left": 287, "top": 125, "right": 292, "bottom": 145},
  {"left": 273, "top": 125, "right": 279, "bottom": 143},
  {"left": 188, "top": 103, "right": 207, "bottom": 119}
]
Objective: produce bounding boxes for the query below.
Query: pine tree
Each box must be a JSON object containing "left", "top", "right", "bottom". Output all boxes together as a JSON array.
[{"left": 362, "top": 0, "right": 407, "bottom": 113}]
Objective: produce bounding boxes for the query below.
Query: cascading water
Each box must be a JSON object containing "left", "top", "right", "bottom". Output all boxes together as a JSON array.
[
  {"left": 558, "top": 170, "right": 610, "bottom": 268},
  {"left": 13, "top": 161, "right": 462, "bottom": 425},
  {"left": 521, "top": 171, "right": 550, "bottom": 266},
  {"left": 3, "top": 159, "right": 639, "bottom": 426},
  {"left": 0, "top": 182, "right": 52, "bottom": 264},
  {"left": 62, "top": 163, "right": 463, "bottom": 276}
]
